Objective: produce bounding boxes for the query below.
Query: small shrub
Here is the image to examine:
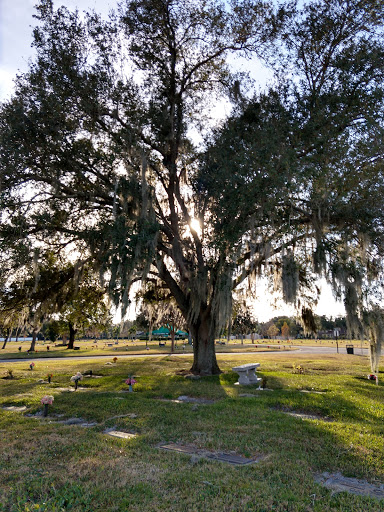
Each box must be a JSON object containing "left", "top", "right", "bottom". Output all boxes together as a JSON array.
[
  {"left": 293, "top": 363, "right": 304, "bottom": 374},
  {"left": 2, "top": 369, "right": 14, "bottom": 379}
]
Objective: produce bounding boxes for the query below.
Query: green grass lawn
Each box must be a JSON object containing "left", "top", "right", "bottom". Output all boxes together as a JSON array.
[
  {"left": 0, "top": 353, "right": 382, "bottom": 511},
  {"left": 0, "top": 337, "right": 367, "bottom": 361}
]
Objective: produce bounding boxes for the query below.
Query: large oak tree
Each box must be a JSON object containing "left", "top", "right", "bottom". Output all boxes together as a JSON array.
[{"left": 1, "top": 0, "right": 384, "bottom": 373}]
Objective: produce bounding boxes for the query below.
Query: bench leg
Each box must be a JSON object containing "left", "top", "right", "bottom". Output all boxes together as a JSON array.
[
  {"left": 235, "top": 370, "right": 250, "bottom": 385},
  {"left": 247, "top": 368, "right": 262, "bottom": 385}
]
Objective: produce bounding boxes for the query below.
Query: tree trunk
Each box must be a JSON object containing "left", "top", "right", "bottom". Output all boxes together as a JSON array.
[
  {"left": 370, "top": 341, "right": 382, "bottom": 374},
  {"left": 1, "top": 328, "right": 11, "bottom": 349},
  {"left": 189, "top": 312, "right": 221, "bottom": 375},
  {"left": 170, "top": 329, "right": 175, "bottom": 353},
  {"left": 67, "top": 322, "right": 77, "bottom": 349},
  {"left": 227, "top": 320, "right": 232, "bottom": 344},
  {"left": 147, "top": 320, "right": 153, "bottom": 348},
  {"left": 29, "top": 329, "right": 38, "bottom": 352}
]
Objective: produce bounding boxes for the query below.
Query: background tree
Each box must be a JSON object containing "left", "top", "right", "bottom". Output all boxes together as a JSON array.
[
  {"left": 267, "top": 324, "right": 279, "bottom": 339},
  {"left": 59, "top": 281, "right": 111, "bottom": 349},
  {"left": 231, "top": 299, "right": 259, "bottom": 344},
  {"left": 281, "top": 321, "right": 290, "bottom": 340},
  {"left": 134, "top": 313, "right": 150, "bottom": 334},
  {"left": 0, "top": 309, "right": 20, "bottom": 349},
  {"left": 316, "top": 315, "right": 347, "bottom": 337},
  {"left": 160, "top": 304, "right": 186, "bottom": 352},
  {"left": 273, "top": 317, "right": 301, "bottom": 338},
  {"left": 42, "top": 319, "right": 66, "bottom": 343},
  {"left": 138, "top": 280, "right": 185, "bottom": 351},
  {"left": 119, "top": 319, "right": 138, "bottom": 341},
  {"left": 0, "top": 253, "right": 76, "bottom": 351},
  {"left": 137, "top": 283, "right": 163, "bottom": 347}
]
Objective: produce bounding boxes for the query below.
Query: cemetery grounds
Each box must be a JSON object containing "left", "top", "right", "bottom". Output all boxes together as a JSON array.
[
  {"left": 0, "top": 337, "right": 369, "bottom": 361},
  {"left": 0, "top": 351, "right": 383, "bottom": 511}
]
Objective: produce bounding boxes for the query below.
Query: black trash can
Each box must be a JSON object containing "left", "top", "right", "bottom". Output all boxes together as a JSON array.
[{"left": 346, "top": 344, "right": 354, "bottom": 354}]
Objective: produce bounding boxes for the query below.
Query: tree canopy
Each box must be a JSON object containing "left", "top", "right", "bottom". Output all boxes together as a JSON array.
[
  {"left": 137, "top": 279, "right": 186, "bottom": 350},
  {"left": 0, "top": 252, "right": 77, "bottom": 350},
  {"left": 57, "top": 271, "right": 111, "bottom": 349},
  {"left": 1, "top": 0, "right": 384, "bottom": 373}
]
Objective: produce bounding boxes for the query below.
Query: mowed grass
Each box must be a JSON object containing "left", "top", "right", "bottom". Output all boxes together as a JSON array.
[
  {"left": 0, "top": 353, "right": 383, "bottom": 511},
  {"left": 0, "top": 338, "right": 283, "bottom": 360},
  {"left": 0, "top": 337, "right": 367, "bottom": 361}
]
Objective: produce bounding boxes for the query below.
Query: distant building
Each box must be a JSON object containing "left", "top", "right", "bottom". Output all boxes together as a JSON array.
[{"left": 317, "top": 328, "right": 347, "bottom": 339}]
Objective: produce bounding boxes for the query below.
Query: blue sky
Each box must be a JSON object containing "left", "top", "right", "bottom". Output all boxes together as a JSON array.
[{"left": 0, "top": 0, "right": 114, "bottom": 101}]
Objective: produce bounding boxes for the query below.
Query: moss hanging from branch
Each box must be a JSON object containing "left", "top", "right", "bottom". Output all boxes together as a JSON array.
[
  {"left": 313, "top": 241, "right": 327, "bottom": 275},
  {"left": 282, "top": 252, "right": 299, "bottom": 304},
  {"left": 301, "top": 307, "right": 317, "bottom": 334}
]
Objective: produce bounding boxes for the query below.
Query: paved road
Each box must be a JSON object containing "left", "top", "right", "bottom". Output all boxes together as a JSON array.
[
  {"left": 0, "top": 344, "right": 369, "bottom": 364},
  {"left": 284, "top": 344, "right": 368, "bottom": 356}
]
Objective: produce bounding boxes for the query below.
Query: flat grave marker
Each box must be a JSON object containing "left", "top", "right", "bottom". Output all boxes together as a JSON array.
[
  {"left": 105, "top": 430, "right": 137, "bottom": 440},
  {"left": 2, "top": 405, "right": 28, "bottom": 412},
  {"left": 315, "top": 472, "right": 384, "bottom": 500},
  {"left": 285, "top": 411, "right": 333, "bottom": 422},
  {"left": 159, "top": 442, "right": 263, "bottom": 466}
]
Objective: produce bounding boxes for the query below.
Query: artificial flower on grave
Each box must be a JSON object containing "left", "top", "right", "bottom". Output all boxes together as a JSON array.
[
  {"left": 70, "top": 372, "right": 83, "bottom": 382},
  {"left": 70, "top": 372, "right": 83, "bottom": 389},
  {"left": 41, "top": 395, "right": 54, "bottom": 417},
  {"left": 125, "top": 376, "right": 137, "bottom": 392},
  {"left": 41, "top": 395, "right": 54, "bottom": 405}
]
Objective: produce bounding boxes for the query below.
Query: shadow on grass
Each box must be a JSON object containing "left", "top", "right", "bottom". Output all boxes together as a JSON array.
[
  {"left": 2, "top": 358, "right": 384, "bottom": 512},
  {"left": 0, "top": 379, "right": 53, "bottom": 401}
]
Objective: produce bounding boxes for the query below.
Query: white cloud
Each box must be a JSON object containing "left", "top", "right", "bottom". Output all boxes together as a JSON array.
[{"left": 0, "top": 68, "right": 16, "bottom": 101}]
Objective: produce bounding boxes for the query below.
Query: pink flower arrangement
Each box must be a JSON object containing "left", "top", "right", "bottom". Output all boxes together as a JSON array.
[
  {"left": 41, "top": 395, "right": 54, "bottom": 405},
  {"left": 125, "top": 377, "right": 137, "bottom": 386}
]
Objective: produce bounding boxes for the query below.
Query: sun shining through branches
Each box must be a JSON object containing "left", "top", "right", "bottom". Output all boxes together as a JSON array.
[{"left": 1, "top": 0, "right": 384, "bottom": 374}]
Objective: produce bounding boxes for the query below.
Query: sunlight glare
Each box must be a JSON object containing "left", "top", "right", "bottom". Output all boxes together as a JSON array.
[{"left": 189, "top": 218, "right": 201, "bottom": 237}]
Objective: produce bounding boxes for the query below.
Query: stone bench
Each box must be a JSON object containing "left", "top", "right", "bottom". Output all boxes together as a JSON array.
[{"left": 232, "top": 363, "right": 261, "bottom": 386}]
